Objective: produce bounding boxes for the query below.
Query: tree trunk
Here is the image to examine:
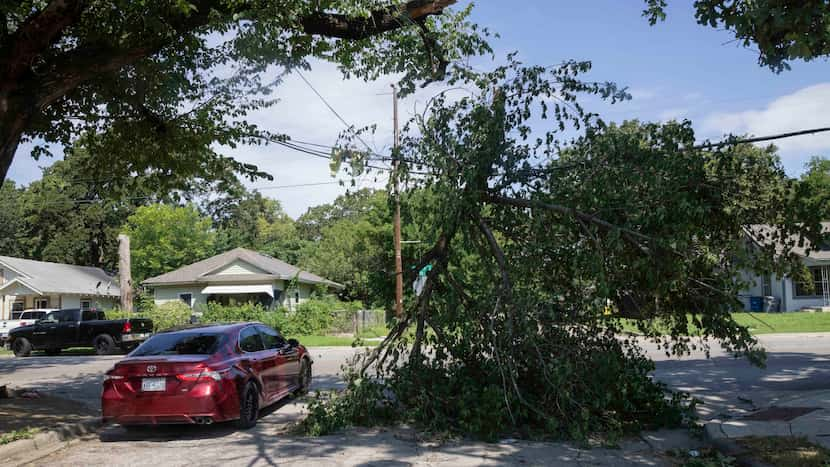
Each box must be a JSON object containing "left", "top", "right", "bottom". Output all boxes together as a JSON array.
[
  {"left": 0, "top": 100, "right": 29, "bottom": 185},
  {"left": 118, "top": 234, "right": 133, "bottom": 313}
]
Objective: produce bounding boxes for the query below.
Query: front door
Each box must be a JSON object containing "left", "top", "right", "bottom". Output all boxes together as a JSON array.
[
  {"left": 257, "top": 325, "right": 292, "bottom": 397},
  {"left": 259, "top": 325, "right": 299, "bottom": 392},
  {"left": 54, "top": 309, "right": 83, "bottom": 347},
  {"left": 238, "top": 326, "right": 273, "bottom": 399}
]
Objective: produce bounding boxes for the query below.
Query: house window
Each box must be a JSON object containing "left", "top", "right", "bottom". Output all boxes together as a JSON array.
[
  {"left": 11, "top": 301, "right": 24, "bottom": 319},
  {"left": 179, "top": 293, "right": 193, "bottom": 308},
  {"left": 34, "top": 297, "right": 49, "bottom": 309},
  {"left": 295, "top": 291, "right": 300, "bottom": 304},
  {"left": 794, "top": 266, "right": 826, "bottom": 297},
  {"left": 80, "top": 299, "right": 92, "bottom": 311}
]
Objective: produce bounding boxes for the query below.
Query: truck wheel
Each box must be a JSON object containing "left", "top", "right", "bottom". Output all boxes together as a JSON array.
[
  {"left": 93, "top": 334, "right": 116, "bottom": 355},
  {"left": 45, "top": 348, "right": 61, "bottom": 356},
  {"left": 12, "top": 338, "right": 32, "bottom": 357},
  {"left": 235, "top": 382, "right": 260, "bottom": 430}
]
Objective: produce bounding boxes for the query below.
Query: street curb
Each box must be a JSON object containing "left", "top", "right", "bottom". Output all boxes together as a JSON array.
[
  {"left": 0, "top": 417, "right": 100, "bottom": 466},
  {"left": 703, "top": 423, "right": 774, "bottom": 467}
]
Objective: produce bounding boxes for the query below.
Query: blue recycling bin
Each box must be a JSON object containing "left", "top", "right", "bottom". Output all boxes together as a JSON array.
[{"left": 749, "top": 296, "right": 764, "bottom": 312}]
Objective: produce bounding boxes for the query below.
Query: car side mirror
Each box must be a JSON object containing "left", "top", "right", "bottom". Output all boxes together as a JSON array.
[{"left": 287, "top": 338, "right": 299, "bottom": 348}]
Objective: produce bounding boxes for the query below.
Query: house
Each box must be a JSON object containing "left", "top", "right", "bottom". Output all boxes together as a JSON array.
[
  {"left": 142, "top": 247, "right": 344, "bottom": 311},
  {"left": 740, "top": 223, "right": 830, "bottom": 312},
  {"left": 0, "top": 256, "right": 119, "bottom": 319}
]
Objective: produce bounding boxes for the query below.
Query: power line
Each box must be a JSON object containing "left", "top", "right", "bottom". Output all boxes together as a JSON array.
[
  {"left": 295, "top": 71, "right": 376, "bottom": 154},
  {"left": 252, "top": 181, "right": 342, "bottom": 190},
  {"left": 693, "top": 126, "right": 830, "bottom": 150}
]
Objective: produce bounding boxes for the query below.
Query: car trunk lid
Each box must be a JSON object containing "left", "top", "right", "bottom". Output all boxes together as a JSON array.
[{"left": 107, "top": 355, "right": 213, "bottom": 395}]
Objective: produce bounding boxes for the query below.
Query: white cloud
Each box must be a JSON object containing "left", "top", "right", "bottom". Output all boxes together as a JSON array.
[
  {"left": 228, "top": 60, "right": 443, "bottom": 217},
  {"left": 657, "top": 107, "right": 689, "bottom": 122},
  {"left": 701, "top": 84, "right": 830, "bottom": 161}
]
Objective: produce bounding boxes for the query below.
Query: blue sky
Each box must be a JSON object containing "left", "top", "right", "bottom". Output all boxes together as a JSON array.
[{"left": 8, "top": 1, "right": 830, "bottom": 217}]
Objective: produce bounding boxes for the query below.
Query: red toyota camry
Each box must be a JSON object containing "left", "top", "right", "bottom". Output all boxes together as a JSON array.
[{"left": 102, "top": 322, "right": 311, "bottom": 429}]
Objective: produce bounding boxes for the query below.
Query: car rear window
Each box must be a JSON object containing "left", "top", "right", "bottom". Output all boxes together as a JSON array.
[{"left": 132, "top": 332, "right": 226, "bottom": 356}]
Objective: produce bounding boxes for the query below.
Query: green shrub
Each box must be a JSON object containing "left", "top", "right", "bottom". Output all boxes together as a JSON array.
[
  {"left": 189, "top": 299, "right": 363, "bottom": 336},
  {"left": 146, "top": 302, "right": 192, "bottom": 332},
  {"left": 201, "top": 302, "right": 268, "bottom": 323},
  {"left": 106, "top": 301, "right": 191, "bottom": 333}
]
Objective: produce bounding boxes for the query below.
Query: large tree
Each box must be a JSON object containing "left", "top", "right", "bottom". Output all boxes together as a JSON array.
[
  {"left": 296, "top": 189, "right": 394, "bottom": 305},
  {"left": 122, "top": 204, "right": 216, "bottom": 282},
  {"left": 0, "top": 0, "right": 489, "bottom": 185},
  {"left": 208, "top": 188, "right": 304, "bottom": 264}
]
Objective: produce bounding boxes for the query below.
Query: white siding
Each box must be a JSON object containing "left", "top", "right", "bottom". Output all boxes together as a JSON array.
[
  {"left": 152, "top": 280, "right": 317, "bottom": 312},
  {"left": 153, "top": 286, "right": 207, "bottom": 309}
]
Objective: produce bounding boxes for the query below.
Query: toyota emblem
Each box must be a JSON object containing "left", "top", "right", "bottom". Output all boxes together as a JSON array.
[{"left": 146, "top": 365, "right": 157, "bottom": 373}]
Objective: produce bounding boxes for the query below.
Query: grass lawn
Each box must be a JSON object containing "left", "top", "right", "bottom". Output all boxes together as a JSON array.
[
  {"left": 292, "top": 335, "right": 380, "bottom": 347},
  {"left": 0, "top": 428, "right": 39, "bottom": 445},
  {"left": 737, "top": 436, "right": 830, "bottom": 467},
  {"left": 620, "top": 311, "right": 830, "bottom": 335}
]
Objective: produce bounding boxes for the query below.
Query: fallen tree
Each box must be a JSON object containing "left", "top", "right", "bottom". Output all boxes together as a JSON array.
[{"left": 303, "top": 57, "right": 819, "bottom": 440}]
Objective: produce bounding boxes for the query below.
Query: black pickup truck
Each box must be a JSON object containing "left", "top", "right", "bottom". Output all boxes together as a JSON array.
[{"left": 7, "top": 309, "right": 153, "bottom": 357}]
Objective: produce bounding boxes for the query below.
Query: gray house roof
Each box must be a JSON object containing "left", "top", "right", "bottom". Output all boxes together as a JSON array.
[
  {"left": 745, "top": 223, "right": 830, "bottom": 261},
  {"left": 142, "top": 248, "right": 344, "bottom": 289},
  {"left": 0, "top": 256, "right": 119, "bottom": 297}
]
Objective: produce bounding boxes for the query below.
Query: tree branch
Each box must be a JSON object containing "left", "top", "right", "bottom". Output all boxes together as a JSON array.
[
  {"left": 1, "top": 0, "right": 87, "bottom": 81},
  {"left": 300, "top": 0, "right": 457, "bottom": 40},
  {"left": 486, "top": 193, "right": 653, "bottom": 244}
]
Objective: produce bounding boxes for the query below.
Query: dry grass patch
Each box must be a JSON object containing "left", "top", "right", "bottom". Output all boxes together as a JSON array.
[{"left": 737, "top": 436, "right": 830, "bottom": 467}]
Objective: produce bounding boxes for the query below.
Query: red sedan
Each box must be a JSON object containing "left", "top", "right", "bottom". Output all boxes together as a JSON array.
[{"left": 102, "top": 322, "right": 311, "bottom": 429}]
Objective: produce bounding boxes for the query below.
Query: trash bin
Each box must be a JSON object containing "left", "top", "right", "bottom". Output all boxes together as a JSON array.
[
  {"left": 763, "top": 296, "right": 780, "bottom": 313},
  {"left": 749, "top": 296, "right": 764, "bottom": 312}
]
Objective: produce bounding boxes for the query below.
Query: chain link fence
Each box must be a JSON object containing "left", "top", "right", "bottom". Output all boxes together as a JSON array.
[{"left": 328, "top": 309, "right": 387, "bottom": 335}]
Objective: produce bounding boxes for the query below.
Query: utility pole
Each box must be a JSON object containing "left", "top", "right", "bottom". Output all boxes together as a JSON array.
[{"left": 392, "top": 84, "right": 404, "bottom": 319}]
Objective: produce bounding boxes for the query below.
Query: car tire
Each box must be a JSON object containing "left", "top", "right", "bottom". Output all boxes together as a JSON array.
[
  {"left": 45, "top": 348, "right": 61, "bottom": 356},
  {"left": 11, "top": 338, "right": 32, "bottom": 357},
  {"left": 235, "top": 382, "right": 259, "bottom": 430},
  {"left": 295, "top": 358, "right": 312, "bottom": 396},
  {"left": 93, "top": 334, "right": 116, "bottom": 355}
]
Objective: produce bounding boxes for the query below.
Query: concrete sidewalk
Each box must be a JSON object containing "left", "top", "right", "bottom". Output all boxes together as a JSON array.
[{"left": 704, "top": 389, "right": 830, "bottom": 452}]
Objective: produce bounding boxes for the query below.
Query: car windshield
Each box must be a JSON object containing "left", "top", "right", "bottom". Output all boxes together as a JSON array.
[{"left": 132, "top": 332, "right": 225, "bottom": 356}]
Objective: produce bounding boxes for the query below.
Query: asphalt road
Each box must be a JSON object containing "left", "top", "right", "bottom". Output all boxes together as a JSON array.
[
  {"left": 3, "top": 334, "right": 829, "bottom": 466},
  {"left": 0, "top": 346, "right": 365, "bottom": 410}
]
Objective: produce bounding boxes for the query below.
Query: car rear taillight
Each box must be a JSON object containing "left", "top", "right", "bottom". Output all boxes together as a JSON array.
[
  {"left": 105, "top": 366, "right": 126, "bottom": 381},
  {"left": 122, "top": 321, "right": 132, "bottom": 334},
  {"left": 176, "top": 369, "right": 225, "bottom": 382}
]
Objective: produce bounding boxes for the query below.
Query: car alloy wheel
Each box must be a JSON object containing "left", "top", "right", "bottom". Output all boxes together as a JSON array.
[
  {"left": 297, "top": 360, "right": 311, "bottom": 395},
  {"left": 235, "top": 382, "right": 259, "bottom": 429}
]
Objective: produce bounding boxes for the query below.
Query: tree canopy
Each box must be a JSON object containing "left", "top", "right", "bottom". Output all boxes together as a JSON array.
[
  {"left": 0, "top": 0, "right": 490, "bottom": 186},
  {"left": 644, "top": 1, "right": 830, "bottom": 72},
  {"left": 122, "top": 204, "right": 216, "bottom": 283}
]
